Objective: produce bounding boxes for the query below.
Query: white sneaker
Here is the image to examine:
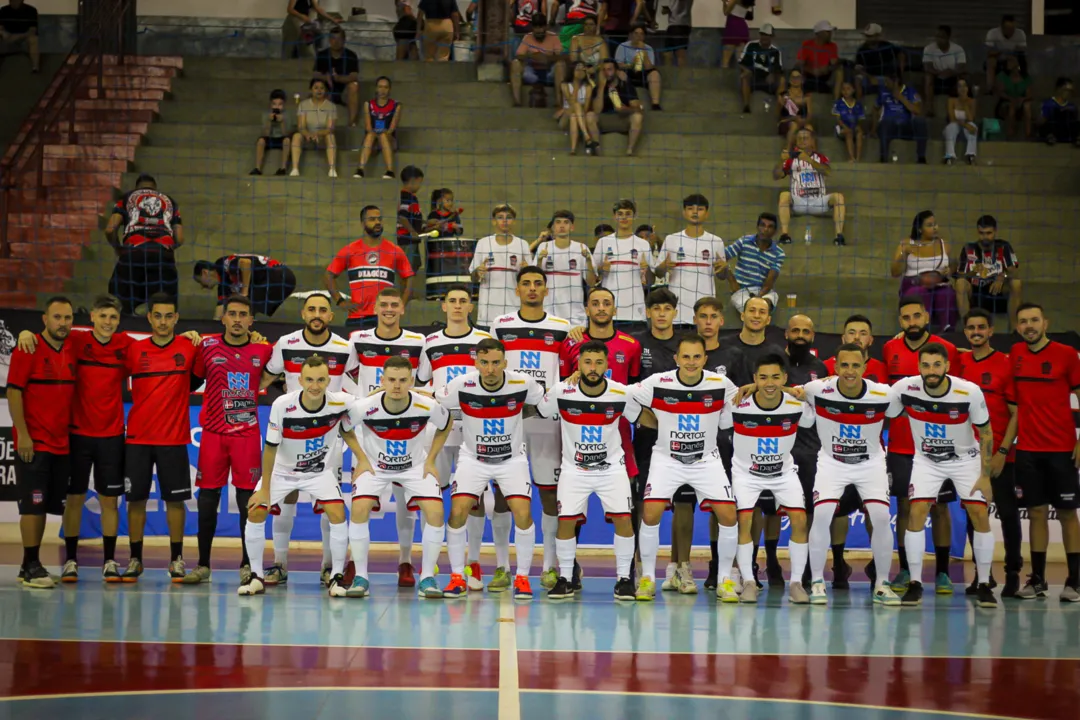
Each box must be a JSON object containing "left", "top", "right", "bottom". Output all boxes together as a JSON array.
[
  {"left": 328, "top": 167, "right": 338, "bottom": 178},
  {"left": 677, "top": 563, "right": 698, "bottom": 594},
  {"left": 661, "top": 563, "right": 679, "bottom": 591},
  {"left": 810, "top": 580, "right": 828, "bottom": 605},
  {"left": 238, "top": 576, "right": 265, "bottom": 596},
  {"left": 289, "top": 168, "right": 299, "bottom": 177},
  {"left": 730, "top": 566, "right": 742, "bottom": 587}
]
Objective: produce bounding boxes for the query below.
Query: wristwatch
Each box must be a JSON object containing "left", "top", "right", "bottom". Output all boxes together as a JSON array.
[{"left": 997, "top": 447, "right": 1008, "bottom": 455}]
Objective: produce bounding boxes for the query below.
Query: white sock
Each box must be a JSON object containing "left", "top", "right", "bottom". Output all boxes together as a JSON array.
[
  {"left": 905, "top": 528, "right": 926, "bottom": 585},
  {"left": 973, "top": 530, "right": 995, "bottom": 586},
  {"left": 716, "top": 523, "right": 739, "bottom": 582},
  {"left": 809, "top": 503, "right": 837, "bottom": 582},
  {"left": 394, "top": 486, "right": 415, "bottom": 565},
  {"left": 556, "top": 536, "right": 576, "bottom": 580},
  {"left": 867, "top": 503, "right": 895, "bottom": 589},
  {"left": 245, "top": 520, "right": 266, "bottom": 580},
  {"left": 329, "top": 521, "right": 348, "bottom": 577},
  {"left": 272, "top": 503, "right": 296, "bottom": 566},
  {"left": 466, "top": 513, "right": 485, "bottom": 564},
  {"left": 638, "top": 522, "right": 660, "bottom": 581},
  {"left": 514, "top": 522, "right": 535, "bottom": 578},
  {"left": 421, "top": 523, "right": 444, "bottom": 580},
  {"left": 736, "top": 542, "right": 755, "bottom": 584},
  {"left": 348, "top": 521, "right": 370, "bottom": 579},
  {"left": 614, "top": 533, "right": 635, "bottom": 579},
  {"left": 447, "top": 524, "right": 467, "bottom": 575},
  {"left": 320, "top": 513, "right": 332, "bottom": 568},
  {"left": 788, "top": 541, "right": 808, "bottom": 582},
  {"left": 492, "top": 511, "right": 512, "bottom": 569},
  {"left": 542, "top": 513, "right": 559, "bottom": 571}
]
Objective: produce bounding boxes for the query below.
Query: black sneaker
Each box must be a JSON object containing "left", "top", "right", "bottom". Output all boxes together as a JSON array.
[
  {"left": 613, "top": 577, "right": 636, "bottom": 601},
  {"left": 917, "top": 157, "right": 928, "bottom": 164},
  {"left": 901, "top": 580, "right": 924, "bottom": 606},
  {"left": 766, "top": 562, "right": 785, "bottom": 588},
  {"left": 832, "top": 561, "right": 852, "bottom": 590},
  {"left": 382, "top": 170, "right": 395, "bottom": 180},
  {"left": 249, "top": 168, "right": 262, "bottom": 176},
  {"left": 704, "top": 557, "right": 718, "bottom": 591},
  {"left": 742, "top": 104, "right": 751, "bottom": 114},
  {"left": 651, "top": 103, "right": 662, "bottom": 111},
  {"left": 547, "top": 576, "right": 573, "bottom": 600},
  {"left": 274, "top": 168, "right": 288, "bottom": 176},
  {"left": 965, "top": 155, "right": 976, "bottom": 166},
  {"left": 865, "top": 559, "right": 877, "bottom": 588},
  {"left": 352, "top": 168, "right": 365, "bottom": 179},
  {"left": 20, "top": 561, "right": 55, "bottom": 589},
  {"left": 570, "top": 560, "right": 583, "bottom": 593},
  {"left": 777, "top": 233, "right": 793, "bottom": 245},
  {"left": 1001, "top": 571, "right": 1021, "bottom": 599},
  {"left": 833, "top": 233, "right": 847, "bottom": 247},
  {"left": 586, "top": 140, "right": 600, "bottom": 156},
  {"left": 976, "top": 582, "right": 998, "bottom": 608},
  {"left": 966, "top": 571, "right": 997, "bottom": 596}
]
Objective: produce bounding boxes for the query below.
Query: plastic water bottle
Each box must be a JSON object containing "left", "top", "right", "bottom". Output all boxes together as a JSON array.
[
  {"left": 804, "top": 223, "right": 812, "bottom": 245},
  {"left": 763, "top": 98, "right": 772, "bottom": 114},
  {"left": 676, "top": 246, "right": 685, "bottom": 261}
]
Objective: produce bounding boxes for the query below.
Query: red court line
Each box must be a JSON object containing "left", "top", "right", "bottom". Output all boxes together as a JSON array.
[{"left": 517, "top": 651, "right": 1080, "bottom": 720}]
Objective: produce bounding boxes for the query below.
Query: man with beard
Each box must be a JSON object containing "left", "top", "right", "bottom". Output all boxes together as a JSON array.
[
  {"left": 956, "top": 308, "right": 1021, "bottom": 596},
  {"left": 882, "top": 296, "right": 959, "bottom": 595},
  {"left": 890, "top": 343, "right": 997, "bottom": 607},
  {"left": 1011, "top": 303, "right": 1080, "bottom": 601}
]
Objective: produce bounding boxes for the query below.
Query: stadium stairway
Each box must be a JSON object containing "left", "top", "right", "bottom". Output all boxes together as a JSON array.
[{"left": 17, "top": 57, "right": 1080, "bottom": 331}]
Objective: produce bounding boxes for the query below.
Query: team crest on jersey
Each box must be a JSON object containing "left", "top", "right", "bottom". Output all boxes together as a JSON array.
[
  {"left": 507, "top": 400, "right": 517, "bottom": 411},
  {"left": 1042, "top": 362, "right": 1052, "bottom": 375},
  {"left": 569, "top": 259, "right": 578, "bottom": 270},
  {"left": 703, "top": 395, "right": 713, "bottom": 408},
  {"left": 949, "top": 409, "right": 959, "bottom": 419},
  {"left": 367, "top": 252, "right": 380, "bottom": 265},
  {"left": 982, "top": 372, "right": 992, "bottom": 386},
  {"left": 717, "top": 365, "right": 727, "bottom": 375},
  {"left": 327, "top": 357, "right": 338, "bottom": 368},
  {"left": 630, "top": 249, "right": 639, "bottom": 260},
  {"left": 510, "top": 255, "right": 518, "bottom": 267},
  {"left": 544, "top": 256, "right": 555, "bottom": 270},
  {"left": 605, "top": 406, "right": 615, "bottom": 419},
  {"left": 172, "top": 353, "right": 185, "bottom": 367},
  {"left": 615, "top": 352, "right": 625, "bottom": 364},
  {"left": 252, "top": 357, "right": 261, "bottom": 368},
  {"left": 410, "top": 421, "right": 421, "bottom": 432},
  {"left": 702, "top": 249, "right": 710, "bottom": 260},
  {"left": 865, "top": 410, "right": 876, "bottom": 419},
  {"left": 782, "top": 419, "right": 792, "bottom": 431},
  {"left": 400, "top": 350, "right": 411, "bottom": 359},
  {"left": 544, "top": 333, "right": 555, "bottom": 346}
]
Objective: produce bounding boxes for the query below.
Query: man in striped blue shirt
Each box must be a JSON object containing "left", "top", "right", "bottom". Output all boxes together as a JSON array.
[{"left": 719, "top": 212, "right": 785, "bottom": 312}]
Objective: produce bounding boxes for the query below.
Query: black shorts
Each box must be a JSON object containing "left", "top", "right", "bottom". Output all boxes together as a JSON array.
[
  {"left": 261, "top": 136, "right": 286, "bottom": 150},
  {"left": 393, "top": 17, "right": 417, "bottom": 42},
  {"left": 626, "top": 67, "right": 660, "bottom": 87},
  {"left": 632, "top": 425, "right": 655, "bottom": 503},
  {"left": 16, "top": 451, "right": 70, "bottom": 516},
  {"left": 888, "top": 453, "right": 957, "bottom": 503},
  {"left": 931, "top": 76, "right": 958, "bottom": 95},
  {"left": 69, "top": 433, "right": 126, "bottom": 497},
  {"left": 125, "top": 444, "right": 192, "bottom": 503},
  {"left": 109, "top": 245, "right": 179, "bottom": 315},
  {"left": 249, "top": 266, "right": 297, "bottom": 317},
  {"left": 803, "top": 73, "right": 834, "bottom": 94},
  {"left": 746, "top": 70, "right": 780, "bottom": 94},
  {"left": 971, "top": 290, "right": 1010, "bottom": 314},
  {"left": 991, "top": 460, "right": 1020, "bottom": 515},
  {"left": 663, "top": 25, "right": 691, "bottom": 51},
  {"left": 1014, "top": 449, "right": 1080, "bottom": 510}
]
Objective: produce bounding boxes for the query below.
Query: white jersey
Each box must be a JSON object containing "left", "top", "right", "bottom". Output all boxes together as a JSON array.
[
  {"left": 490, "top": 311, "right": 570, "bottom": 391},
  {"left": 344, "top": 328, "right": 425, "bottom": 396},
  {"left": 784, "top": 152, "right": 830, "bottom": 198},
  {"left": 533, "top": 240, "right": 592, "bottom": 327},
  {"left": 892, "top": 375, "right": 990, "bottom": 463},
  {"left": 731, "top": 392, "right": 815, "bottom": 478},
  {"left": 437, "top": 370, "right": 544, "bottom": 463},
  {"left": 659, "top": 230, "right": 725, "bottom": 325},
  {"left": 593, "top": 233, "right": 655, "bottom": 323},
  {"left": 351, "top": 390, "right": 450, "bottom": 473},
  {"left": 417, "top": 327, "right": 492, "bottom": 389},
  {"left": 265, "top": 330, "right": 354, "bottom": 393},
  {"left": 632, "top": 370, "right": 739, "bottom": 464},
  {"left": 802, "top": 377, "right": 901, "bottom": 465},
  {"left": 468, "top": 235, "right": 533, "bottom": 326},
  {"left": 265, "top": 390, "right": 354, "bottom": 477},
  {"left": 536, "top": 380, "right": 641, "bottom": 471}
]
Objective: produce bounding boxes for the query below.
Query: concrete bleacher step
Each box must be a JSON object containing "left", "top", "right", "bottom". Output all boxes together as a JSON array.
[{"left": 177, "top": 57, "right": 475, "bottom": 82}]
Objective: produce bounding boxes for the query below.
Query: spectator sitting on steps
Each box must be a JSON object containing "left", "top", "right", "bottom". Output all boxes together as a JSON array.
[
  {"left": 994, "top": 54, "right": 1032, "bottom": 140},
  {"left": 511, "top": 14, "right": 567, "bottom": 107},
  {"left": 872, "top": 71, "right": 928, "bottom": 164},
  {"left": 569, "top": 16, "right": 609, "bottom": 79},
  {"left": 954, "top": 214, "right": 1021, "bottom": 330},
  {"left": 283, "top": 0, "right": 337, "bottom": 60},
  {"left": 738, "top": 23, "right": 784, "bottom": 115},
  {"left": 921, "top": 25, "right": 966, "bottom": 118},
  {"left": 314, "top": 26, "right": 361, "bottom": 127},
  {"left": 943, "top": 77, "right": 978, "bottom": 165},
  {"left": 796, "top": 20, "right": 842, "bottom": 100},
  {"left": 250, "top": 89, "right": 292, "bottom": 176},
  {"left": 0, "top": 0, "right": 40, "bottom": 73},
  {"left": 353, "top": 76, "right": 402, "bottom": 179},
  {"left": 615, "top": 24, "right": 663, "bottom": 110},
  {"left": 718, "top": 212, "right": 784, "bottom": 314},
  {"left": 831, "top": 81, "right": 866, "bottom": 162},
  {"left": 984, "top": 14, "right": 1027, "bottom": 96},
  {"left": 777, "top": 69, "right": 813, "bottom": 153},
  {"left": 586, "top": 58, "right": 643, "bottom": 156},
  {"left": 1036, "top": 77, "right": 1080, "bottom": 147},
  {"left": 557, "top": 61, "right": 596, "bottom": 155},
  {"left": 291, "top": 78, "right": 338, "bottom": 177},
  {"left": 854, "top": 23, "right": 905, "bottom": 101},
  {"left": 774, "top": 128, "right": 846, "bottom": 247}
]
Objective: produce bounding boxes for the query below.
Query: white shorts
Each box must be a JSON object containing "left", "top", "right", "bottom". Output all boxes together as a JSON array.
[
  {"left": 452, "top": 454, "right": 533, "bottom": 504},
  {"left": 257, "top": 471, "right": 343, "bottom": 515},
  {"left": 526, "top": 417, "right": 562, "bottom": 489},
  {"left": 433, "top": 444, "right": 460, "bottom": 490},
  {"left": 792, "top": 192, "right": 831, "bottom": 216},
  {"left": 353, "top": 469, "right": 443, "bottom": 511},
  {"left": 813, "top": 456, "right": 889, "bottom": 509},
  {"left": 730, "top": 287, "right": 780, "bottom": 314},
  {"left": 557, "top": 465, "right": 633, "bottom": 522},
  {"left": 643, "top": 452, "right": 733, "bottom": 511},
  {"left": 911, "top": 455, "right": 986, "bottom": 505},
  {"left": 733, "top": 468, "right": 805, "bottom": 513}
]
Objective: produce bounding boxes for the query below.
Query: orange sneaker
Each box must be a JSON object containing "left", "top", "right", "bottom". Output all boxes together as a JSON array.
[
  {"left": 398, "top": 562, "right": 416, "bottom": 588},
  {"left": 466, "top": 562, "right": 484, "bottom": 591},
  {"left": 443, "top": 573, "right": 467, "bottom": 598},
  {"left": 513, "top": 574, "right": 533, "bottom": 599}
]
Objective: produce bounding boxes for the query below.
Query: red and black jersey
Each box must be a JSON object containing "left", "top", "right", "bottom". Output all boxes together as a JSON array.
[
  {"left": 956, "top": 350, "right": 1016, "bottom": 458},
  {"left": 957, "top": 240, "right": 1019, "bottom": 291},
  {"left": 1011, "top": 340, "right": 1080, "bottom": 453},
  {"left": 6, "top": 336, "right": 76, "bottom": 454},
  {"left": 125, "top": 336, "right": 197, "bottom": 446},
  {"left": 397, "top": 188, "right": 423, "bottom": 240},
  {"left": 214, "top": 254, "right": 283, "bottom": 302},
  {"left": 68, "top": 330, "right": 132, "bottom": 437},
  {"left": 882, "top": 334, "right": 959, "bottom": 455},
  {"left": 369, "top": 97, "right": 399, "bottom": 133},
  {"left": 193, "top": 335, "right": 274, "bottom": 437},
  {"left": 114, "top": 189, "right": 181, "bottom": 248},
  {"left": 824, "top": 355, "right": 889, "bottom": 384}
]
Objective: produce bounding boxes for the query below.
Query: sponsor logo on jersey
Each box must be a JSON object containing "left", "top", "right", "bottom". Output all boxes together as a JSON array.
[
  {"left": 678, "top": 415, "right": 699, "bottom": 432},
  {"left": 925, "top": 423, "right": 947, "bottom": 438},
  {"left": 366, "top": 252, "right": 380, "bottom": 264},
  {"left": 483, "top": 419, "right": 505, "bottom": 435}
]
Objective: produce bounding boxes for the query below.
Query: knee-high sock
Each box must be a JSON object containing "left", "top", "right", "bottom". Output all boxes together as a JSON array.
[
  {"left": 244, "top": 520, "right": 266, "bottom": 580},
  {"left": 394, "top": 486, "right": 415, "bottom": 565},
  {"left": 492, "top": 511, "right": 512, "bottom": 569},
  {"left": 466, "top": 513, "right": 485, "bottom": 564},
  {"left": 196, "top": 488, "right": 222, "bottom": 568},
  {"left": 542, "top": 513, "right": 559, "bottom": 571},
  {"left": 329, "top": 521, "right": 348, "bottom": 577},
  {"left": 972, "top": 530, "right": 995, "bottom": 586},
  {"left": 421, "top": 523, "right": 444, "bottom": 580},
  {"left": 447, "top": 524, "right": 467, "bottom": 575},
  {"left": 867, "top": 503, "right": 895, "bottom": 589},
  {"left": 736, "top": 542, "right": 755, "bottom": 584},
  {"left": 788, "top": 541, "right": 808, "bottom": 582},
  {"left": 638, "top": 522, "right": 660, "bottom": 581},
  {"left": 349, "top": 521, "right": 370, "bottom": 579},
  {"left": 716, "top": 523, "right": 739, "bottom": 582},
  {"left": 321, "top": 514, "right": 332, "bottom": 568},
  {"left": 614, "top": 533, "right": 635, "bottom": 579},
  {"left": 556, "top": 536, "right": 576, "bottom": 580},
  {"left": 809, "top": 502, "right": 838, "bottom": 581},
  {"left": 514, "top": 523, "right": 536, "bottom": 578},
  {"left": 272, "top": 503, "right": 296, "bottom": 566},
  {"left": 235, "top": 488, "right": 253, "bottom": 568},
  {"left": 905, "top": 528, "right": 926, "bottom": 585}
]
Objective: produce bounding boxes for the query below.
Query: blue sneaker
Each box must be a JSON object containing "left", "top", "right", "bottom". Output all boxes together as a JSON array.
[
  {"left": 889, "top": 569, "right": 911, "bottom": 592},
  {"left": 345, "top": 576, "right": 369, "bottom": 598},
  {"left": 418, "top": 577, "right": 443, "bottom": 599},
  {"left": 935, "top": 572, "right": 954, "bottom": 595}
]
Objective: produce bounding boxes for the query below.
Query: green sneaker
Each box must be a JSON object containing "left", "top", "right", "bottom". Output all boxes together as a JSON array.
[
  {"left": 487, "top": 566, "right": 511, "bottom": 593},
  {"left": 181, "top": 565, "right": 212, "bottom": 584},
  {"left": 935, "top": 572, "right": 954, "bottom": 595},
  {"left": 540, "top": 568, "right": 558, "bottom": 590},
  {"left": 346, "top": 577, "right": 370, "bottom": 598},
  {"left": 418, "top": 577, "right": 443, "bottom": 599},
  {"left": 636, "top": 577, "right": 656, "bottom": 601},
  {"left": 889, "top": 569, "right": 911, "bottom": 592}
]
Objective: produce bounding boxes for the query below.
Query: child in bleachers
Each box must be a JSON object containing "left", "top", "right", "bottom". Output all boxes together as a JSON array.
[
  {"left": 832, "top": 80, "right": 866, "bottom": 162},
  {"left": 250, "top": 89, "right": 292, "bottom": 176},
  {"left": 425, "top": 188, "right": 464, "bottom": 238}
]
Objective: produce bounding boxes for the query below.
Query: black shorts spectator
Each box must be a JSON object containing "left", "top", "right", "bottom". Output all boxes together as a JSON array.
[
  {"left": 393, "top": 16, "right": 417, "bottom": 41},
  {"left": 625, "top": 67, "right": 659, "bottom": 88},
  {"left": 1014, "top": 450, "right": 1080, "bottom": 509},
  {"left": 932, "top": 75, "right": 959, "bottom": 96},
  {"left": 69, "top": 433, "right": 126, "bottom": 497},
  {"left": 970, "top": 289, "right": 1009, "bottom": 314},
  {"left": 262, "top": 136, "right": 286, "bottom": 150},
  {"left": 749, "top": 70, "right": 779, "bottom": 93},
  {"left": 108, "top": 244, "right": 179, "bottom": 316},
  {"left": 15, "top": 451, "right": 70, "bottom": 516},
  {"left": 125, "top": 444, "right": 193, "bottom": 503},
  {"left": 803, "top": 74, "right": 832, "bottom": 94},
  {"left": 664, "top": 25, "right": 691, "bottom": 52}
]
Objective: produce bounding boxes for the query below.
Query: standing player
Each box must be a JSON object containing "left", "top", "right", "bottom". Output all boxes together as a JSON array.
[
  {"left": 183, "top": 295, "right": 274, "bottom": 585},
  {"left": 1011, "top": 303, "right": 1080, "bottom": 601},
  {"left": 652, "top": 194, "right": 727, "bottom": 326},
  {"left": 241, "top": 357, "right": 372, "bottom": 597},
  {"left": 417, "top": 284, "right": 492, "bottom": 590},
  {"left": 594, "top": 199, "right": 656, "bottom": 332},
  {"left": 344, "top": 286, "right": 426, "bottom": 587},
  {"left": 956, "top": 309, "right": 1021, "bottom": 596},
  {"left": 436, "top": 339, "right": 545, "bottom": 599},
  {"left": 469, "top": 204, "right": 532, "bottom": 328},
  {"left": 803, "top": 343, "right": 903, "bottom": 606},
  {"left": 536, "top": 341, "right": 642, "bottom": 600},
  {"left": 348, "top": 357, "right": 452, "bottom": 599},
  {"left": 532, "top": 209, "right": 597, "bottom": 327},
  {"left": 891, "top": 343, "right": 997, "bottom": 607},
  {"left": 631, "top": 334, "right": 741, "bottom": 602},
  {"left": 882, "top": 295, "right": 960, "bottom": 594},
  {"left": 8, "top": 297, "right": 75, "bottom": 588},
  {"left": 490, "top": 267, "right": 571, "bottom": 591},
  {"left": 730, "top": 354, "right": 816, "bottom": 604}
]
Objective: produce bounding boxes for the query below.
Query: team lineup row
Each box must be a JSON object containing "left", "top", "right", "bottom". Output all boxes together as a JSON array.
[{"left": 7, "top": 264, "right": 1080, "bottom": 605}]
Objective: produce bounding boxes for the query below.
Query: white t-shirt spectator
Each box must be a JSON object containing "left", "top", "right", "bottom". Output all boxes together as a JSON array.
[
  {"left": 783, "top": 151, "right": 830, "bottom": 198},
  {"left": 533, "top": 239, "right": 592, "bottom": 327},
  {"left": 658, "top": 230, "right": 725, "bottom": 325},
  {"left": 615, "top": 42, "right": 656, "bottom": 69},
  {"left": 593, "top": 233, "right": 655, "bottom": 323},
  {"left": 469, "top": 235, "right": 533, "bottom": 327},
  {"left": 985, "top": 27, "right": 1027, "bottom": 53},
  {"left": 922, "top": 42, "right": 966, "bottom": 72}
]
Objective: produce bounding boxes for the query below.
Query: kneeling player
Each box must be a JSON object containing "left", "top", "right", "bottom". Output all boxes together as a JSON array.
[
  {"left": 241, "top": 356, "right": 372, "bottom": 597},
  {"left": 731, "top": 354, "right": 816, "bottom": 604},
  {"left": 892, "top": 343, "right": 997, "bottom": 607},
  {"left": 348, "top": 357, "right": 451, "bottom": 599},
  {"left": 536, "top": 342, "right": 642, "bottom": 600}
]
